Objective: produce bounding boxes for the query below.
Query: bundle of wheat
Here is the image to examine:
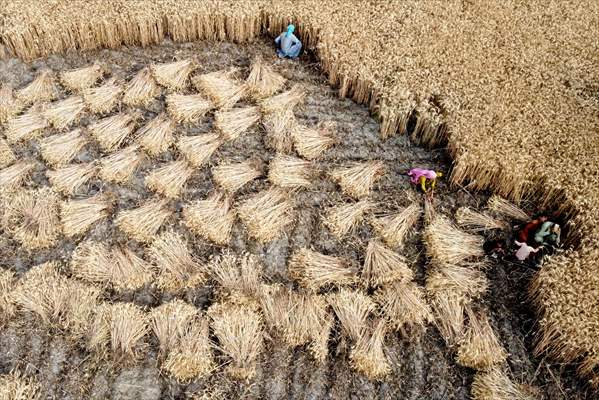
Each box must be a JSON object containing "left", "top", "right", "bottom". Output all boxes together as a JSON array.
[
  {"left": 371, "top": 204, "right": 421, "bottom": 249},
  {"left": 310, "top": 312, "right": 334, "bottom": 363},
  {"left": 328, "top": 288, "right": 376, "bottom": 341},
  {"left": 0, "top": 372, "right": 41, "bottom": 400},
  {"left": 16, "top": 69, "right": 58, "bottom": 105},
  {"left": 375, "top": 280, "right": 433, "bottom": 331},
  {"left": 5, "top": 109, "right": 49, "bottom": 144},
  {"left": 60, "top": 64, "right": 104, "bottom": 92},
  {"left": 99, "top": 145, "right": 143, "bottom": 184},
  {"left": 350, "top": 319, "right": 391, "bottom": 380},
  {"left": 89, "top": 113, "right": 137, "bottom": 152},
  {"left": 330, "top": 161, "right": 385, "bottom": 199},
  {"left": 237, "top": 187, "right": 295, "bottom": 243},
  {"left": 456, "top": 207, "right": 508, "bottom": 232},
  {"left": 0, "top": 139, "right": 16, "bottom": 169},
  {"left": 209, "top": 252, "right": 262, "bottom": 303},
  {"left": 63, "top": 280, "right": 102, "bottom": 342},
  {"left": 245, "top": 56, "right": 286, "bottom": 99},
  {"left": 263, "top": 108, "right": 296, "bottom": 153},
  {"left": 86, "top": 304, "right": 111, "bottom": 356},
  {"left": 151, "top": 59, "right": 195, "bottom": 90},
  {"left": 457, "top": 307, "right": 507, "bottom": 370},
  {"left": 0, "top": 85, "right": 24, "bottom": 123},
  {"left": 471, "top": 368, "right": 537, "bottom": 400},
  {"left": 208, "top": 302, "right": 263, "bottom": 380},
  {"left": 82, "top": 78, "right": 123, "bottom": 114},
  {"left": 212, "top": 159, "right": 262, "bottom": 193},
  {"left": 486, "top": 195, "right": 530, "bottom": 222},
  {"left": 39, "top": 128, "right": 87, "bottom": 167},
  {"left": 424, "top": 215, "right": 484, "bottom": 266},
  {"left": 0, "top": 270, "right": 16, "bottom": 324},
  {"left": 292, "top": 122, "right": 337, "bottom": 160},
  {"left": 60, "top": 194, "right": 112, "bottom": 238},
  {"left": 289, "top": 248, "right": 357, "bottom": 291},
  {"left": 0, "top": 161, "right": 35, "bottom": 190},
  {"left": 177, "top": 132, "right": 222, "bottom": 167},
  {"left": 192, "top": 69, "right": 245, "bottom": 109},
  {"left": 70, "top": 241, "right": 113, "bottom": 285},
  {"left": 111, "top": 247, "right": 154, "bottom": 292},
  {"left": 109, "top": 302, "right": 148, "bottom": 359},
  {"left": 214, "top": 106, "right": 261, "bottom": 141},
  {"left": 149, "top": 299, "right": 198, "bottom": 355},
  {"left": 362, "top": 240, "right": 414, "bottom": 288},
  {"left": 46, "top": 161, "right": 96, "bottom": 196},
  {"left": 115, "top": 198, "right": 171, "bottom": 243},
  {"left": 166, "top": 93, "right": 213, "bottom": 124},
  {"left": 123, "top": 68, "right": 160, "bottom": 107},
  {"left": 182, "top": 193, "right": 235, "bottom": 245},
  {"left": 2, "top": 187, "right": 60, "bottom": 250},
  {"left": 43, "top": 96, "right": 86, "bottom": 130},
  {"left": 136, "top": 113, "right": 175, "bottom": 156},
  {"left": 145, "top": 160, "right": 193, "bottom": 198},
  {"left": 324, "top": 199, "right": 374, "bottom": 238},
  {"left": 260, "top": 84, "right": 305, "bottom": 115},
  {"left": 268, "top": 154, "right": 314, "bottom": 189}
]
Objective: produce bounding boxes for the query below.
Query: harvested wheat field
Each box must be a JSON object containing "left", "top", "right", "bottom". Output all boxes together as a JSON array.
[{"left": 0, "top": 1, "right": 597, "bottom": 400}]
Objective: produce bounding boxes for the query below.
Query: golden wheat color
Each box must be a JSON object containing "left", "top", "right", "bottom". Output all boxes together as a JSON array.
[
  {"left": 214, "top": 106, "right": 261, "bottom": 141},
  {"left": 82, "top": 78, "right": 123, "bottom": 114},
  {"left": 289, "top": 248, "right": 357, "bottom": 291},
  {"left": 43, "top": 96, "right": 86, "bottom": 130},
  {"left": 39, "top": 128, "right": 87, "bottom": 167},
  {"left": 115, "top": 198, "right": 172, "bottom": 243},
  {"left": 192, "top": 69, "right": 245, "bottom": 109},
  {"left": 89, "top": 113, "right": 137, "bottom": 152},
  {"left": 177, "top": 132, "right": 222, "bottom": 167},
  {"left": 136, "top": 113, "right": 175, "bottom": 156},
  {"left": 60, "top": 64, "right": 104, "bottom": 92},
  {"left": 375, "top": 281, "right": 433, "bottom": 331},
  {"left": 5, "top": 109, "right": 49, "bottom": 144},
  {"left": 268, "top": 154, "right": 314, "bottom": 189},
  {"left": 60, "top": 194, "right": 112, "bottom": 237},
  {"left": 166, "top": 93, "right": 213, "bottom": 124},
  {"left": 323, "top": 199, "right": 374, "bottom": 238},
  {"left": 99, "top": 145, "right": 144, "bottom": 184},
  {"left": 330, "top": 161, "right": 385, "bottom": 199},
  {"left": 123, "top": 67, "right": 160, "bottom": 107},
  {"left": 362, "top": 240, "right": 414, "bottom": 288},
  {"left": 237, "top": 187, "right": 295, "bottom": 243},
  {"left": 212, "top": 159, "right": 262, "bottom": 193},
  {"left": 371, "top": 204, "right": 421, "bottom": 249},
  {"left": 16, "top": 69, "right": 58, "bottom": 105},
  {"left": 46, "top": 161, "right": 97, "bottom": 196},
  {"left": 151, "top": 59, "right": 195, "bottom": 90},
  {"left": 182, "top": 193, "right": 235, "bottom": 245},
  {"left": 245, "top": 56, "right": 286, "bottom": 99},
  {"left": 145, "top": 159, "right": 194, "bottom": 199}
]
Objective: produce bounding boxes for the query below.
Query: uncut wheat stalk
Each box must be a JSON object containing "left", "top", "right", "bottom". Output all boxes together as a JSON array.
[
  {"left": 245, "top": 56, "right": 286, "bottom": 99},
  {"left": 0, "top": 139, "right": 16, "bottom": 169},
  {"left": 212, "top": 159, "right": 262, "bottom": 193},
  {"left": 260, "top": 84, "right": 305, "bottom": 115},
  {"left": 99, "top": 145, "right": 143, "bottom": 184},
  {"left": 70, "top": 241, "right": 113, "bottom": 285},
  {"left": 457, "top": 307, "right": 507, "bottom": 370},
  {"left": 209, "top": 302, "right": 263, "bottom": 380},
  {"left": 350, "top": 319, "right": 391, "bottom": 380},
  {"left": 166, "top": 93, "right": 213, "bottom": 124},
  {"left": 89, "top": 113, "right": 137, "bottom": 152},
  {"left": 60, "top": 64, "right": 104, "bottom": 92},
  {"left": 82, "top": 78, "right": 123, "bottom": 114},
  {"left": 111, "top": 247, "right": 154, "bottom": 291},
  {"left": 293, "top": 122, "right": 337, "bottom": 160},
  {"left": 182, "top": 193, "right": 235, "bottom": 245},
  {"left": 456, "top": 207, "right": 508, "bottom": 232},
  {"left": 3, "top": 187, "right": 60, "bottom": 250},
  {"left": 151, "top": 59, "right": 196, "bottom": 91},
  {"left": 0, "top": 270, "right": 16, "bottom": 324},
  {"left": 486, "top": 195, "right": 530, "bottom": 222},
  {"left": 177, "top": 132, "right": 222, "bottom": 167},
  {"left": 209, "top": 252, "right": 262, "bottom": 302},
  {"left": 268, "top": 154, "right": 314, "bottom": 189},
  {"left": 43, "top": 96, "right": 86, "bottom": 130},
  {"left": 115, "top": 198, "right": 172, "bottom": 243},
  {"left": 330, "top": 161, "right": 385, "bottom": 199},
  {"left": 263, "top": 108, "right": 296, "bottom": 153},
  {"left": 109, "top": 302, "right": 148, "bottom": 360},
  {"left": 192, "top": 69, "right": 245, "bottom": 109},
  {"left": 0, "top": 372, "right": 41, "bottom": 400},
  {"left": 289, "top": 248, "right": 357, "bottom": 291},
  {"left": 374, "top": 280, "right": 433, "bottom": 331},
  {"left": 39, "top": 128, "right": 87, "bottom": 167},
  {"left": 328, "top": 288, "right": 376, "bottom": 341},
  {"left": 63, "top": 280, "right": 102, "bottom": 342},
  {"left": 5, "top": 109, "right": 49, "bottom": 144},
  {"left": 214, "top": 106, "right": 261, "bottom": 141},
  {"left": 16, "top": 69, "right": 58, "bottom": 105},
  {"left": 237, "top": 187, "right": 295, "bottom": 243},
  {"left": 0, "top": 85, "right": 24, "bottom": 123},
  {"left": 136, "top": 113, "right": 175, "bottom": 156},
  {"left": 0, "top": 161, "right": 35, "bottom": 190},
  {"left": 371, "top": 204, "right": 421, "bottom": 249},
  {"left": 424, "top": 215, "right": 484, "bottom": 266},
  {"left": 46, "top": 161, "right": 97, "bottom": 196},
  {"left": 123, "top": 68, "right": 160, "bottom": 107},
  {"left": 323, "top": 199, "right": 374, "bottom": 238},
  {"left": 60, "top": 194, "right": 112, "bottom": 238},
  {"left": 471, "top": 368, "right": 537, "bottom": 400},
  {"left": 145, "top": 160, "right": 194, "bottom": 198},
  {"left": 149, "top": 299, "right": 198, "bottom": 355},
  {"left": 363, "top": 240, "right": 414, "bottom": 288}
]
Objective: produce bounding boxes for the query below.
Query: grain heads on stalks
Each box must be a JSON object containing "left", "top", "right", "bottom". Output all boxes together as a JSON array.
[
  {"left": 16, "top": 69, "right": 58, "bottom": 105},
  {"left": 166, "top": 93, "right": 213, "bottom": 124},
  {"left": 5, "top": 108, "right": 49, "bottom": 144},
  {"left": 99, "top": 145, "right": 144, "bottom": 184},
  {"left": 330, "top": 161, "right": 385, "bottom": 199},
  {"left": 486, "top": 195, "right": 530, "bottom": 222},
  {"left": 123, "top": 68, "right": 160, "bottom": 107},
  {"left": 471, "top": 368, "right": 538, "bottom": 400},
  {"left": 289, "top": 248, "right": 357, "bottom": 291},
  {"left": 263, "top": 108, "right": 296, "bottom": 153},
  {"left": 212, "top": 159, "right": 262, "bottom": 193},
  {"left": 0, "top": 139, "right": 16, "bottom": 169},
  {"left": 182, "top": 193, "right": 235, "bottom": 245},
  {"left": 177, "top": 132, "right": 222, "bottom": 167},
  {"left": 39, "top": 128, "right": 87, "bottom": 167},
  {"left": 371, "top": 204, "right": 421, "bottom": 249},
  {"left": 0, "top": 161, "right": 35, "bottom": 190},
  {"left": 457, "top": 307, "right": 507, "bottom": 370},
  {"left": 0, "top": 270, "right": 17, "bottom": 324},
  {"left": 209, "top": 252, "right": 262, "bottom": 302},
  {"left": 374, "top": 281, "right": 433, "bottom": 331},
  {"left": 136, "top": 113, "right": 175, "bottom": 156},
  {"left": 293, "top": 122, "right": 337, "bottom": 160},
  {"left": 145, "top": 159, "right": 194, "bottom": 198},
  {"left": 89, "top": 113, "right": 137, "bottom": 152},
  {"left": 46, "top": 161, "right": 97, "bottom": 196},
  {"left": 214, "top": 106, "right": 260, "bottom": 141},
  {"left": 324, "top": 199, "right": 374, "bottom": 238},
  {"left": 151, "top": 59, "right": 195, "bottom": 90},
  {"left": 111, "top": 247, "right": 154, "bottom": 291},
  {"left": 456, "top": 207, "right": 508, "bottom": 232},
  {"left": 245, "top": 56, "right": 286, "bottom": 99},
  {"left": 192, "top": 69, "right": 245, "bottom": 109},
  {"left": 87, "top": 304, "right": 111, "bottom": 355},
  {"left": 350, "top": 319, "right": 391, "bottom": 380},
  {"left": 328, "top": 288, "right": 376, "bottom": 341},
  {"left": 61, "top": 194, "right": 112, "bottom": 237},
  {"left": 424, "top": 215, "right": 484, "bottom": 266},
  {"left": 70, "top": 241, "right": 113, "bottom": 285},
  {"left": 363, "top": 240, "right": 414, "bottom": 288},
  {"left": 0, "top": 372, "right": 41, "bottom": 400},
  {"left": 260, "top": 84, "right": 305, "bottom": 115},
  {"left": 60, "top": 64, "right": 104, "bottom": 92},
  {"left": 268, "top": 154, "right": 314, "bottom": 189},
  {"left": 109, "top": 302, "right": 148, "bottom": 360},
  {"left": 43, "top": 96, "right": 86, "bottom": 130},
  {"left": 115, "top": 198, "right": 171, "bottom": 243},
  {"left": 149, "top": 298, "right": 198, "bottom": 354},
  {"left": 237, "top": 187, "right": 295, "bottom": 243},
  {"left": 82, "top": 78, "right": 123, "bottom": 114},
  {"left": 0, "top": 85, "right": 24, "bottom": 123}
]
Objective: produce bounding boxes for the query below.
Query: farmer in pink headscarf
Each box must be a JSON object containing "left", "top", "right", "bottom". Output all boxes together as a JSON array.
[{"left": 408, "top": 168, "right": 443, "bottom": 193}]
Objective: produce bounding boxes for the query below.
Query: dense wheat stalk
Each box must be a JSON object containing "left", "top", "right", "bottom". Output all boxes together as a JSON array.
[
  {"left": 39, "top": 128, "right": 87, "bottom": 167},
  {"left": 0, "top": 85, "right": 24, "bottom": 123},
  {"left": 245, "top": 56, "right": 286, "bottom": 99},
  {"left": 193, "top": 69, "right": 245, "bottom": 109},
  {"left": 0, "top": 270, "right": 17, "bottom": 324},
  {"left": 212, "top": 159, "right": 262, "bottom": 193},
  {"left": 371, "top": 204, "right": 421, "bottom": 249},
  {"left": 324, "top": 199, "right": 374, "bottom": 238},
  {"left": 362, "top": 240, "right": 414, "bottom": 287},
  {"left": 456, "top": 207, "right": 508, "bottom": 232},
  {"left": 486, "top": 195, "right": 530, "bottom": 222},
  {"left": 289, "top": 248, "right": 357, "bottom": 291},
  {"left": 46, "top": 161, "right": 97, "bottom": 196},
  {"left": 350, "top": 319, "right": 391, "bottom": 380},
  {"left": 424, "top": 215, "right": 485, "bottom": 266},
  {"left": 375, "top": 281, "right": 433, "bottom": 330},
  {"left": 237, "top": 187, "right": 295, "bottom": 243},
  {"left": 0, "top": 139, "right": 16, "bottom": 169},
  {"left": 61, "top": 194, "right": 112, "bottom": 237},
  {"left": 109, "top": 302, "right": 148, "bottom": 360},
  {"left": 457, "top": 307, "right": 507, "bottom": 369},
  {"left": 70, "top": 241, "right": 113, "bottom": 285},
  {"left": 115, "top": 198, "right": 172, "bottom": 243},
  {"left": 166, "top": 93, "right": 213, "bottom": 123},
  {"left": 268, "top": 154, "right": 314, "bottom": 189},
  {"left": 182, "top": 193, "right": 235, "bottom": 245},
  {"left": 330, "top": 161, "right": 385, "bottom": 199},
  {"left": 0, "top": 161, "right": 35, "bottom": 189},
  {"left": 177, "top": 132, "right": 222, "bottom": 167},
  {"left": 145, "top": 159, "right": 194, "bottom": 198},
  {"left": 123, "top": 67, "right": 160, "bottom": 107},
  {"left": 471, "top": 368, "right": 537, "bottom": 400},
  {"left": 261, "top": 84, "right": 305, "bottom": 115},
  {"left": 99, "top": 145, "right": 143, "bottom": 184},
  {"left": 151, "top": 59, "right": 195, "bottom": 90},
  {"left": 60, "top": 64, "right": 104, "bottom": 92},
  {"left": 111, "top": 246, "right": 154, "bottom": 291},
  {"left": 328, "top": 288, "right": 376, "bottom": 341},
  {"left": 209, "top": 252, "right": 263, "bottom": 303},
  {"left": 214, "top": 106, "right": 260, "bottom": 141},
  {"left": 43, "top": 96, "right": 86, "bottom": 130},
  {"left": 5, "top": 109, "right": 49, "bottom": 144},
  {"left": 82, "top": 78, "right": 123, "bottom": 114},
  {"left": 89, "top": 113, "right": 138, "bottom": 152},
  {"left": 136, "top": 113, "right": 175, "bottom": 156},
  {"left": 0, "top": 372, "right": 41, "bottom": 400},
  {"left": 16, "top": 69, "right": 58, "bottom": 105},
  {"left": 149, "top": 299, "right": 198, "bottom": 354},
  {"left": 263, "top": 108, "right": 296, "bottom": 153},
  {"left": 293, "top": 122, "right": 337, "bottom": 160}
]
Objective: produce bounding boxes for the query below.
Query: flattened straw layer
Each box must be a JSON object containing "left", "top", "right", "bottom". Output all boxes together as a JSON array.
[
  {"left": 151, "top": 59, "right": 195, "bottom": 90},
  {"left": 324, "top": 199, "right": 374, "bottom": 238},
  {"left": 109, "top": 302, "right": 148, "bottom": 359},
  {"left": 330, "top": 161, "right": 385, "bottom": 199},
  {"left": 0, "top": 160, "right": 34, "bottom": 190},
  {"left": 424, "top": 215, "right": 485, "bottom": 266},
  {"left": 237, "top": 187, "right": 295, "bottom": 243},
  {"left": 177, "top": 132, "right": 222, "bottom": 167},
  {"left": 82, "top": 78, "right": 123, "bottom": 114},
  {"left": 5, "top": 109, "right": 49, "bottom": 144},
  {"left": 212, "top": 160, "right": 262, "bottom": 193},
  {"left": 43, "top": 96, "right": 86, "bottom": 130},
  {"left": 149, "top": 298, "right": 198, "bottom": 354},
  {"left": 363, "top": 240, "right": 414, "bottom": 288},
  {"left": 0, "top": 372, "right": 41, "bottom": 400},
  {"left": 288, "top": 248, "right": 357, "bottom": 291},
  {"left": 60, "top": 64, "right": 104, "bottom": 92},
  {"left": 0, "top": 270, "right": 16, "bottom": 323},
  {"left": 89, "top": 113, "right": 137, "bottom": 152},
  {"left": 166, "top": 93, "right": 213, "bottom": 124},
  {"left": 136, "top": 114, "right": 175, "bottom": 156},
  {"left": 46, "top": 162, "right": 96, "bottom": 196},
  {"left": 111, "top": 247, "right": 154, "bottom": 292},
  {"left": 350, "top": 319, "right": 391, "bottom": 380},
  {"left": 16, "top": 69, "right": 58, "bottom": 105},
  {"left": 375, "top": 281, "right": 433, "bottom": 330},
  {"left": 471, "top": 368, "right": 537, "bottom": 400},
  {"left": 192, "top": 69, "right": 245, "bottom": 109},
  {"left": 61, "top": 194, "right": 112, "bottom": 237},
  {"left": 457, "top": 308, "right": 507, "bottom": 370},
  {"left": 0, "top": 139, "right": 16, "bottom": 169},
  {"left": 0, "top": 85, "right": 24, "bottom": 123},
  {"left": 39, "top": 128, "right": 87, "bottom": 167},
  {"left": 245, "top": 56, "right": 286, "bottom": 99},
  {"left": 183, "top": 193, "right": 234, "bottom": 245},
  {"left": 115, "top": 198, "right": 172, "bottom": 243},
  {"left": 263, "top": 108, "right": 296, "bottom": 153},
  {"left": 123, "top": 68, "right": 160, "bottom": 107},
  {"left": 70, "top": 241, "right": 113, "bottom": 285},
  {"left": 293, "top": 123, "right": 337, "bottom": 160},
  {"left": 261, "top": 84, "right": 305, "bottom": 115},
  {"left": 328, "top": 288, "right": 376, "bottom": 341},
  {"left": 456, "top": 207, "right": 508, "bottom": 232},
  {"left": 145, "top": 160, "right": 194, "bottom": 198},
  {"left": 371, "top": 204, "right": 421, "bottom": 249},
  {"left": 268, "top": 154, "right": 314, "bottom": 189},
  {"left": 214, "top": 106, "right": 260, "bottom": 142},
  {"left": 99, "top": 145, "right": 143, "bottom": 184},
  {"left": 486, "top": 195, "right": 530, "bottom": 222}
]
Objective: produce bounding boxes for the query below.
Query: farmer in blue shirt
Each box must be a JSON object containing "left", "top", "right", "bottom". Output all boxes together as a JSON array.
[{"left": 275, "top": 24, "right": 302, "bottom": 59}]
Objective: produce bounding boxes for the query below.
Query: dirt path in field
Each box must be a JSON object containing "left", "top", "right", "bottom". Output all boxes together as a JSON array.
[{"left": 0, "top": 38, "right": 589, "bottom": 399}]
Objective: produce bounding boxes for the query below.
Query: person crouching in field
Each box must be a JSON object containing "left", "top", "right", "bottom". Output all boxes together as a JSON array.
[
  {"left": 275, "top": 24, "right": 302, "bottom": 59},
  {"left": 408, "top": 168, "right": 442, "bottom": 193}
]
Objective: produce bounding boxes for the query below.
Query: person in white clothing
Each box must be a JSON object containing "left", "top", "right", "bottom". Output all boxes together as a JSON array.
[{"left": 514, "top": 240, "right": 541, "bottom": 261}]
